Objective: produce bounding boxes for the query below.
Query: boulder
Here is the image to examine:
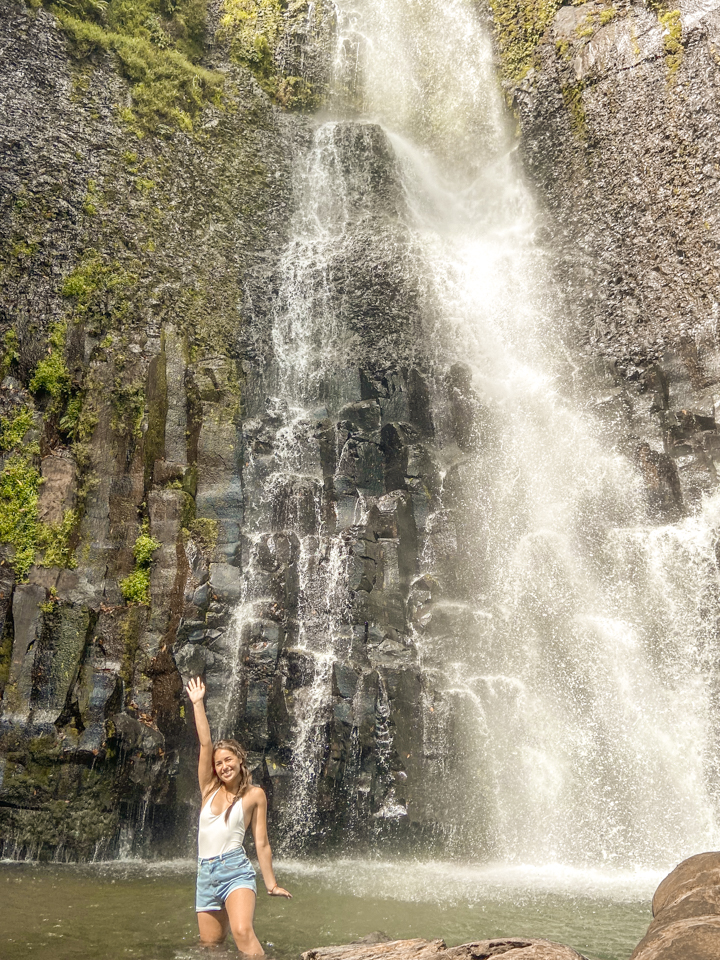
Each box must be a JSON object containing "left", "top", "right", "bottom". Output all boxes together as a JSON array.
[
  {"left": 630, "top": 917, "right": 720, "bottom": 960},
  {"left": 628, "top": 853, "right": 720, "bottom": 959},
  {"left": 652, "top": 852, "right": 720, "bottom": 916},
  {"left": 303, "top": 938, "right": 588, "bottom": 960}
]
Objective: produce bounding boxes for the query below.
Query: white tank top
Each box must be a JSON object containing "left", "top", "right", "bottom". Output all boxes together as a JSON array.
[{"left": 197, "top": 787, "right": 246, "bottom": 859}]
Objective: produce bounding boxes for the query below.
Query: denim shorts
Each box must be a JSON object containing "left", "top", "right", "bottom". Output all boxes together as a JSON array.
[{"left": 196, "top": 847, "right": 257, "bottom": 912}]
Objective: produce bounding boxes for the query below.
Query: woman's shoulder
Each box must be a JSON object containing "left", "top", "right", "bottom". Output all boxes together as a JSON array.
[{"left": 242, "top": 783, "right": 266, "bottom": 804}]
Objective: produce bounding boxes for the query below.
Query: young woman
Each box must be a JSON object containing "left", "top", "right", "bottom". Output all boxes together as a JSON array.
[{"left": 186, "top": 677, "right": 291, "bottom": 954}]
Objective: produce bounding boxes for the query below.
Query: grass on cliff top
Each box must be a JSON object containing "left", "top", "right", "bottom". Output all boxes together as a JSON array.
[{"left": 41, "top": 0, "right": 223, "bottom": 132}]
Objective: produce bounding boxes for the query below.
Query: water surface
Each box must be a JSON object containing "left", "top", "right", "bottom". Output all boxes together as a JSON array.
[{"left": 0, "top": 858, "right": 655, "bottom": 960}]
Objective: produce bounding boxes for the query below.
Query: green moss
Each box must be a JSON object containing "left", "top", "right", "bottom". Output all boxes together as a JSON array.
[
  {"left": 61, "top": 252, "right": 137, "bottom": 335},
  {"left": 218, "top": 0, "right": 322, "bottom": 110},
  {"left": 0, "top": 455, "right": 42, "bottom": 580},
  {"left": 38, "top": 510, "right": 80, "bottom": 569},
  {"left": 183, "top": 516, "right": 218, "bottom": 557},
  {"left": 120, "top": 519, "right": 161, "bottom": 605},
  {"left": 144, "top": 339, "right": 167, "bottom": 487},
  {"left": 0, "top": 407, "right": 34, "bottom": 452},
  {"left": 110, "top": 379, "right": 145, "bottom": 439},
  {"left": 0, "top": 330, "right": 20, "bottom": 379},
  {"left": 599, "top": 6, "right": 618, "bottom": 25},
  {"left": 561, "top": 80, "right": 587, "bottom": 138},
  {"left": 119, "top": 566, "right": 152, "bottom": 603},
  {"left": 659, "top": 9, "right": 683, "bottom": 76},
  {"left": 54, "top": 11, "right": 224, "bottom": 133},
  {"left": 0, "top": 624, "right": 13, "bottom": 695},
  {"left": 133, "top": 522, "right": 161, "bottom": 565},
  {"left": 484, "top": 0, "right": 566, "bottom": 84},
  {"left": 10, "top": 239, "right": 39, "bottom": 258},
  {"left": 574, "top": 5, "right": 619, "bottom": 41},
  {"left": 29, "top": 322, "right": 71, "bottom": 408}
]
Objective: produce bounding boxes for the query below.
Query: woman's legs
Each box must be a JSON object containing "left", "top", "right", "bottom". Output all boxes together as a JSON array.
[
  {"left": 198, "top": 908, "right": 229, "bottom": 946},
  {"left": 225, "top": 887, "right": 264, "bottom": 956}
]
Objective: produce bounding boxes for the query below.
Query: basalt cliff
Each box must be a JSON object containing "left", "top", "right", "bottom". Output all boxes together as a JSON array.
[{"left": 0, "top": 0, "right": 719, "bottom": 861}]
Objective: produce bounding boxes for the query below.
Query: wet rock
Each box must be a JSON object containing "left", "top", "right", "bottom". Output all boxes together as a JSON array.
[
  {"left": 628, "top": 852, "right": 720, "bottom": 959},
  {"left": 37, "top": 453, "right": 76, "bottom": 525},
  {"left": 209, "top": 563, "right": 243, "bottom": 602},
  {"left": 630, "top": 917, "right": 720, "bottom": 960},
  {"left": 652, "top": 852, "right": 720, "bottom": 916},
  {"left": 303, "top": 938, "right": 588, "bottom": 960}
]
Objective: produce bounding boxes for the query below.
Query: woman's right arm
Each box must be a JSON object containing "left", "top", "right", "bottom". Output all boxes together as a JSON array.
[{"left": 186, "top": 677, "right": 215, "bottom": 795}]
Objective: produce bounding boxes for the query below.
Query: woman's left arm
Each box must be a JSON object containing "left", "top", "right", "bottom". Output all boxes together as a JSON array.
[{"left": 249, "top": 787, "right": 292, "bottom": 899}]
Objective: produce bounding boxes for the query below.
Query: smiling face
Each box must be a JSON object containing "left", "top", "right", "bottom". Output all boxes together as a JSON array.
[{"left": 214, "top": 749, "right": 242, "bottom": 787}]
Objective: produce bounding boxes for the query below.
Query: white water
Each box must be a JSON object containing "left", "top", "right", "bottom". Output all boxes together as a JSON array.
[
  {"left": 323, "top": 0, "right": 720, "bottom": 867},
  {"left": 216, "top": 0, "right": 720, "bottom": 870}
]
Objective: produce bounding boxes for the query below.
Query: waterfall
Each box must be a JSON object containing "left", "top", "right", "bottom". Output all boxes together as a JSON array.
[{"left": 219, "top": 0, "right": 720, "bottom": 867}]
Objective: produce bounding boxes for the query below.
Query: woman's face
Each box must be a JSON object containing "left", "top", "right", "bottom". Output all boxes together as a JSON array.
[{"left": 214, "top": 749, "right": 241, "bottom": 785}]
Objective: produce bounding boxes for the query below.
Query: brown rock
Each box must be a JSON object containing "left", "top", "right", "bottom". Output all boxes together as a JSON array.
[
  {"left": 302, "top": 938, "right": 588, "bottom": 960},
  {"left": 37, "top": 453, "right": 76, "bottom": 525},
  {"left": 652, "top": 852, "right": 720, "bottom": 916},
  {"left": 649, "top": 885, "right": 720, "bottom": 933},
  {"left": 629, "top": 916, "right": 720, "bottom": 960}
]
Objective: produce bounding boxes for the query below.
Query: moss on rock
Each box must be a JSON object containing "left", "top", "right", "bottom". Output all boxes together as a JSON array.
[
  {"left": 484, "top": 0, "right": 567, "bottom": 84},
  {"left": 43, "top": 0, "right": 224, "bottom": 133}
]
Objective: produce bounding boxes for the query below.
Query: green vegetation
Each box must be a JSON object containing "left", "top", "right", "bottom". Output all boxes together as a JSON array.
[
  {"left": 43, "top": 0, "right": 224, "bottom": 133},
  {"left": 184, "top": 516, "right": 218, "bottom": 556},
  {"left": 0, "top": 407, "right": 34, "bottom": 451},
  {"left": 575, "top": 5, "right": 618, "bottom": 39},
  {"left": 0, "top": 330, "right": 20, "bottom": 379},
  {"left": 0, "top": 455, "right": 42, "bottom": 580},
  {"left": 659, "top": 9, "right": 683, "bottom": 76},
  {"left": 111, "top": 379, "right": 145, "bottom": 439},
  {"left": 120, "top": 519, "right": 161, "bottom": 604},
  {"left": 29, "top": 322, "right": 71, "bottom": 408},
  {"left": 484, "top": 0, "right": 566, "bottom": 83},
  {"left": 562, "top": 80, "right": 587, "bottom": 139},
  {"left": 218, "top": 0, "right": 321, "bottom": 109},
  {"left": 62, "top": 251, "right": 137, "bottom": 335},
  {"left": 0, "top": 456, "right": 80, "bottom": 578},
  {"left": 38, "top": 510, "right": 80, "bottom": 569},
  {"left": 0, "top": 409, "right": 80, "bottom": 578}
]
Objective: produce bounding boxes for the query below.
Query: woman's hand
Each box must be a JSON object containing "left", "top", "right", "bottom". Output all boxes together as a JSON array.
[
  {"left": 186, "top": 677, "right": 206, "bottom": 704},
  {"left": 268, "top": 884, "right": 292, "bottom": 899}
]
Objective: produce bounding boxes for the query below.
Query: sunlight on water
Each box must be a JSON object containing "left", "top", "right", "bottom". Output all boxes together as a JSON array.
[{"left": 0, "top": 858, "right": 656, "bottom": 960}]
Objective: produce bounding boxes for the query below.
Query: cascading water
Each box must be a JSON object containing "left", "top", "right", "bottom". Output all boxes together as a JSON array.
[{"left": 221, "top": 0, "right": 720, "bottom": 868}]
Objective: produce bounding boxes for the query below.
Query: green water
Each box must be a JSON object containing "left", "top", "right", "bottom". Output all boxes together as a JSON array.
[{"left": 0, "top": 858, "right": 657, "bottom": 960}]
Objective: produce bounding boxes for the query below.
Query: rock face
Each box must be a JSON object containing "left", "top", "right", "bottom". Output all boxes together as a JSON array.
[
  {"left": 630, "top": 852, "right": 720, "bottom": 959},
  {"left": 303, "top": 938, "right": 588, "bottom": 960},
  {"left": 0, "top": 0, "right": 479, "bottom": 857},
  {"left": 484, "top": 0, "right": 720, "bottom": 365},
  {"left": 2, "top": 0, "right": 720, "bottom": 864}
]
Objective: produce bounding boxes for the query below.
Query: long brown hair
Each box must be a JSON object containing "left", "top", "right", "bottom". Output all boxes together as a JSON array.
[{"left": 212, "top": 739, "right": 252, "bottom": 824}]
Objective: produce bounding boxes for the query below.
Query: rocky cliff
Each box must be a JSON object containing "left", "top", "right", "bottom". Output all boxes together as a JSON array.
[
  {"left": 1, "top": 0, "right": 720, "bottom": 862},
  {"left": 0, "top": 0, "right": 475, "bottom": 858}
]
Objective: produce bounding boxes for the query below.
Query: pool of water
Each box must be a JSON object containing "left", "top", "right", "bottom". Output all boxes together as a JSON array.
[{"left": 0, "top": 858, "right": 658, "bottom": 960}]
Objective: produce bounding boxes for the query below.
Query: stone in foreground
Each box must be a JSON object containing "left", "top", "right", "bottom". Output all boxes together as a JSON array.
[
  {"left": 630, "top": 852, "right": 720, "bottom": 960},
  {"left": 302, "top": 936, "right": 588, "bottom": 960}
]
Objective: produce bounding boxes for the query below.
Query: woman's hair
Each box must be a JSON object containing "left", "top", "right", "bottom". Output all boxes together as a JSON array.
[{"left": 213, "top": 739, "right": 252, "bottom": 823}]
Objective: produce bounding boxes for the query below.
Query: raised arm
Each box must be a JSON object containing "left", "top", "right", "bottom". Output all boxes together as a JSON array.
[
  {"left": 186, "top": 677, "right": 215, "bottom": 796},
  {"left": 248, "top": 787, "right": 292, "bottom": 898}
]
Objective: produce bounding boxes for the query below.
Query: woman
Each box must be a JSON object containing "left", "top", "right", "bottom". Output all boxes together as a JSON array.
[{"left": 186, "top": 676, "right": 291, "bottom": 955}]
